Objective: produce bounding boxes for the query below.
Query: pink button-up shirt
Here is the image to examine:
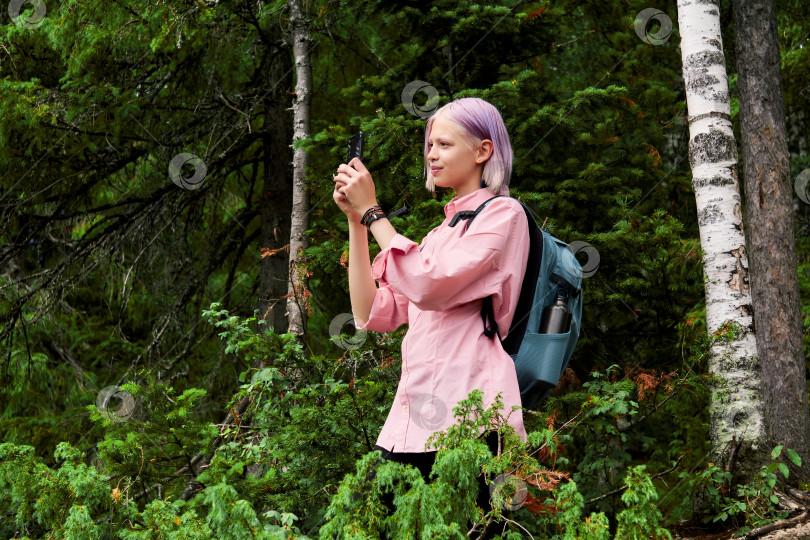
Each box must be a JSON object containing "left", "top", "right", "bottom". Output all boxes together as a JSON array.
[{"left": 355, "top": 184, "right": 530, "bottom": 452}]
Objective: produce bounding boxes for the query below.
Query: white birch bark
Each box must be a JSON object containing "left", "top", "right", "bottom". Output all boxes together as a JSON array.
[
  {"left": 676, "top": 0, "right": 769, "bottom": 481},
  {"left": 286, "top": 0, "right": 313, "bottom": 339}
]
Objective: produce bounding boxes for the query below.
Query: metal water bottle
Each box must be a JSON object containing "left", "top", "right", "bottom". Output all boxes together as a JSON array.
[{"left": 539, "top": 289, "right": 572, "bottom": 334}]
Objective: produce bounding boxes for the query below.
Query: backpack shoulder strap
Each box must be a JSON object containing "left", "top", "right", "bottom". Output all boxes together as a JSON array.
[
  {"left": 447, "top": 195, "right": 507, "bottom": 230},
  {"left": 447, "top": 195, "right": 535, "bottom": 340}
]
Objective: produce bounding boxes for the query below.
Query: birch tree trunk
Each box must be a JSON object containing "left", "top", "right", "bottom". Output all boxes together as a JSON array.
[
  {"left": 733, "top": 0, "right": 810, "bottom": 481},
  {"left": 245, "top": 1, "right": 313, "bottom": 480},
  {"left": 286, "top": 0, "right": 313, "bottom": 343},
  {"left": 677, "top": 0, "right": 770, "bottom": 486},
  {"left": 250, "top": 0, "right": 312, "bottom": 475}
]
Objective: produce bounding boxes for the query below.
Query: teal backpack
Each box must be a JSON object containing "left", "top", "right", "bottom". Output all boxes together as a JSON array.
[{"left": 448, "top": 195, "right": 583, "bottom": 410}]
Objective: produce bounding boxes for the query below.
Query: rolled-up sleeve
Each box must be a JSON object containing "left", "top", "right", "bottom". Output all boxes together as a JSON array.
[
  {"left": 354, "top": 282, "right": 409, "bottom": 333},
  {"left": 352, "top": 230, "right": 439, "bottom": 333},
  {"left": 370, "top": 200, "right": 524, "bottom": 312}
]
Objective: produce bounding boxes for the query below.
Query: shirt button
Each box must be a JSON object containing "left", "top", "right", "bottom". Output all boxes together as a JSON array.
[{"left": 402, "top": 404, "right": 408, "bottom": 410}]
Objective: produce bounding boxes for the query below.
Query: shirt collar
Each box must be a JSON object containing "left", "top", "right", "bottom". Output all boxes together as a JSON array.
[{"left": 443, "top": 184, "right": 510, "bottom": 219}]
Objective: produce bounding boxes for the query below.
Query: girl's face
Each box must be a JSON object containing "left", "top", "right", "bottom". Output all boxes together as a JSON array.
[{"left": 427, "top": 115, "right": 492, "bottom": 194}]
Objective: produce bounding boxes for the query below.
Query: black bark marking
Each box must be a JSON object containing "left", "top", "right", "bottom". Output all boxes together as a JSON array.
[
  {"left": 692, "top": 174, "right": 736, "bottom": 190},
  {"left": 683, "top": 50, "right": 726, "bottom": 72},
  {"left": 682, "top": 50, "right": 729, "bottom": 106},
  {"left": 698, "top": 203, "right": 722, "bottom": 224},
  {"left": 703, "top": 6, "right": 719, "bottom": 17},
  {"left": 689, "top": 128, "right": 738, "bottom": 168}
]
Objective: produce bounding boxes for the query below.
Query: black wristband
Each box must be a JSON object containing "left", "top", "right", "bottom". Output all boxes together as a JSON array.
[
  {"left": 361, "top": 205, "right": 384, "bottom": 227},
  {"left": 364, "top": 212, "right": 387, "bottom": 228}
]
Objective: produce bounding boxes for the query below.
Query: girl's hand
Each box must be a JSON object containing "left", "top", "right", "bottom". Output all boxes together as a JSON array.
[
  {"left": 333, "top": 158, "right": 378, "bottom": 218},
  {"left": 333, "top": 179, "right": 362, "bottom": 222}
]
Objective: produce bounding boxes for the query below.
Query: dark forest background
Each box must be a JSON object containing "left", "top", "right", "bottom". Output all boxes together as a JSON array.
[{"left": 1, "top": 0, "right": 809, "bottom": 538}]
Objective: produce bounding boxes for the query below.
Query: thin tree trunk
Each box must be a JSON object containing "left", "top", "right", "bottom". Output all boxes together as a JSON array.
[
  {"left": 733, "top": 0, "right": 810, "bottom": 481},
  {"left": 676, "top": 0, "right": 770, "bottom": 490},
  {"left": 286, "top": 0, "right": 313, "bottom": 342},
  {"left": 242, "top": 0, "right": 313, "bottom": 480}
]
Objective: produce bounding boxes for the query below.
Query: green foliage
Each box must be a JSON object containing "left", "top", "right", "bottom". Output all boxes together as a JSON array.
[
  {"left": 727, "top": 445, "right": 801, "bottom": 534},
  {"left": 312, "top": 388, "right": 523, "bottom": 537},
  {"left": 0, "top": 442, "right": 109, "bottom": 534},
  {"left": 532, "top": 466, "right": 671, "bottom": 540},
  {"left": 0, "top": 429, "right": 311, "bottom": 540},
  {"left": 0, "top": 300, "right": 801, "bottom": 539},
  {"left": 89, "top": 372, "right": 219, "bottom": 499},
  {"left": 686, "top": 464, "right": 734, "bottom": 523},
  {"left": 197, "top": 303, "right": 403, "bottom": 529},
  {"left": 191, "top": 304, "right": 723, "bottom": 538},
  {"left": 685, "top": 444, "right": 804, "bottom": 536},
  {"left": 614, "top": 466, "right": 672, "bottom": 539},
  {"left": 547, "top": 480, "right": 609, "bottom": 539}
]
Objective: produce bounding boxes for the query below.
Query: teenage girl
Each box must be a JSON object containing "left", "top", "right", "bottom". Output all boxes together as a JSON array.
[{"left": 332, "top": 97, "right": 530, "bottom": 539}]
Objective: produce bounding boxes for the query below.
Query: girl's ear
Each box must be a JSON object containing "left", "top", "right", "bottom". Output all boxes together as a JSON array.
[{"left": 476, "top": 139, "right": 494, "bottom": 163}]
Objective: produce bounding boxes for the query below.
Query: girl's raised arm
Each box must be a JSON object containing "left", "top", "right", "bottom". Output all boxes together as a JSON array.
[{"left": 348, "top": 218, "right": 377, "bottom": 328}]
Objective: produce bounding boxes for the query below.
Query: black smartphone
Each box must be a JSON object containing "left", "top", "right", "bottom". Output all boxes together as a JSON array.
[{"left": 346, "top": 131, "right": 364, "bottom": 169}]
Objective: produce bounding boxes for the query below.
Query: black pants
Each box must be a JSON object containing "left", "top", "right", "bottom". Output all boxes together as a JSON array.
[{"left": 369, "top": 431, "right": 505, "bottom": 540}]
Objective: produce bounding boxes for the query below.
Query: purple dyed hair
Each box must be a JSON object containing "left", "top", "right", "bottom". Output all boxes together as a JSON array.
[{"left": 423, "top": 97, "right": 513, "bottom": 195}]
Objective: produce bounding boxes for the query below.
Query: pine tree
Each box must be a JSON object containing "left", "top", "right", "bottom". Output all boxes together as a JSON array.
[{"left": 733, "top": 0, "right": 810, "bottom": 481}]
